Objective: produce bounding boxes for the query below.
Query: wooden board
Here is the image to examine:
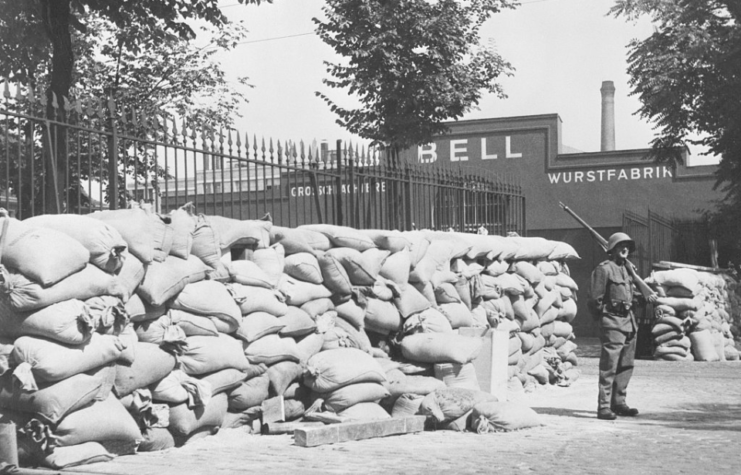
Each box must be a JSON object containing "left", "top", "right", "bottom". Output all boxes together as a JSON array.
[
  {"left": 293, "top": 416, "right": 427, "bottom": 447},
  {"left": 260, "top": 396, "right": 285, "bottom": 424}
]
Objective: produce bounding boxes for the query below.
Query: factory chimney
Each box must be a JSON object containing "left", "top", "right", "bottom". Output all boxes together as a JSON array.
[{"left": 600, "top": 80, "right": 616, "bottom": 151}]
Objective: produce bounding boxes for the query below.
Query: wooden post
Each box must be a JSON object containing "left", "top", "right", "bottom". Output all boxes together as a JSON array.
[{"left": 0, "top": 418, "right": 18, "bottom": 469}]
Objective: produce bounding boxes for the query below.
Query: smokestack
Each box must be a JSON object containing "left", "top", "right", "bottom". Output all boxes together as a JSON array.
[{"left": 600, "top": 80, "right": 616, "bottom": 151}]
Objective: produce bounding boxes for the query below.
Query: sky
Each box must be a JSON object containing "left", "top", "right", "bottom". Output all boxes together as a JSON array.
[{"left": 214, "top": 0, "right": 716, "bottom": 165}]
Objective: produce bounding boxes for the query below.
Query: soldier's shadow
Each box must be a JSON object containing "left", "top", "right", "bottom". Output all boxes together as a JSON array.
[{"left": 532, "top": 404, "right": 741, "bottom": 432}]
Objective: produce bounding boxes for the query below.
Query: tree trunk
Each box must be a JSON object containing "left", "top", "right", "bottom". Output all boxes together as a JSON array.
[{"left": 40, "top": 0, "right": 73, "bottom": 214}]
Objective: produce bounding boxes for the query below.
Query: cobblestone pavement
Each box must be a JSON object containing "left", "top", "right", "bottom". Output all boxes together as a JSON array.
[{"left": 56, "top": 338, "right": 741, "bottom": 475}]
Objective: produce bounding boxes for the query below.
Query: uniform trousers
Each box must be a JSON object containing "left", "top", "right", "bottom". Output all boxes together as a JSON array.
[{"left": 598, "top": 324, "right": 636, "bottom": 412}]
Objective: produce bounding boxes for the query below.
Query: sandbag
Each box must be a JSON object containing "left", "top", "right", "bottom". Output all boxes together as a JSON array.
[
  {"left": 391, "top": 393, "right": 425, "bottom": 418},
  {"left": 418, "top": 387, "right": 497, "bottom": 424},
  {"left": 394, "top": 284, "right": 433, "bottom": 319},
  {"left": 251, "top": 243, "right": 285, "bottom": 287},
  {"left": 190, "top": 214, "right": 222, "bottom": 268},
  {"left": 434, "top": 362, "right": 479, "bottom": 390},
  {"left": 199, "top": 367, "right": 249, "bottom": 396},
  {"left": 438, "top": 302, "right": 475, "bottom": 329},
  {"left": 364, "top": 298, "right": 402, "bottom": 335},
  {"left": 89, "top": 208, "right": 172, "bottom": 264},
  {"left": 400, "top": 333, "right": 483, "bottom": 365},
  {"left": 690, "top": 330, "right": 720, "bottom": 362},
  {"left": 471, "top": 400, "right": 543, "bottom": 432},
  {"left": 168, "top": 392, "right": 228, "bottom": 437},
  {"left": 167, "top": 204, "right": 197, "bottom": 259},
  {"left": 136, "top": 255, "right": 209, "bottom": 307},
  {"left": 278, "top": 306, "right": 317, "bottom": 338},
  {"left": 0, "top": 299, "right": 94, "bottom": 345},
  {"left": 323, "top": 382, "right": 390, "bottom": 413},
  {"left": 360, "top": 229, "right": 411, "bottom": 253},
  {"left": 266, "top": 360, "right": 304, "bottom": 397},
  {"left": 284, "top": 252, "right": 323, "bottom": 284},
  {"left": 41, "top": 442, "right": 115, "bottom": 469},
  {"left": 229, "top": 283, "right": 288, "bottom": 317},
  {"left": 243, "top": 333, "right": 302, "bottom": 365},
  {"left": 0, "top": 366, "right": 111, "bottom": 425},
  {"left": 403, "top": 307, "right": 454, "bottom": 335},
  {"left": 229, "top": 259, "right": 274, "bottom": 289},
  {"left": 304, "top": 348, "right": 387, "bottom": 393},
  {"left": 25, "top": 214, "right": 128, "bottom": 274},
  {"left": 270, "top": 226, "right": 331, "bottom": 254},
  {"left": 11, "top": 334, "right": 124, "bottom": 388},
  {"left": 171, "top": 280, "right": 242, "bottom": 329},
  {"left": 207, "top": 215, "right": 271, "bottom": 250},
  {"left": 113, "top": 342, "right": 177, "bottom": 397},
  {"left": 300, "top": 297, "right": 334, "bottom": 319},
  {"left": 179, "top": 334, "right": 252, "bottom": 375},
  {"left": 299, "top": 224, "right": 376, "bottom": 251},
  {"left": 278, "top": 274, "right": 332, "bottom": 306},
  {"left": 2, "top": 265, "right": 128, "bottom": 312},
  {"left": 228, "top": 374, "right": 270, "bottom": 411},
  {"left": 54, "top": 393, "right": 141, "bottom": 448},
  {"left": 337, "top": 402, "right": 390, "bottom": 421},
  {"left": 235, "top": 312, "right": 285, "bottom": 343},
  {"left": 3, "top": 217, "right": 90, "bottom": 286},
  {"left": 379, "top": 250, "right": 412, "bottom": 286}
]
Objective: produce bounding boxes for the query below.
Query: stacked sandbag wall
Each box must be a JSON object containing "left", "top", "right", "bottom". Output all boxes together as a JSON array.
[
  {"left": 646, "top": 268, "right": 740, "bottom": 362},
  {"left": 0, "top": 205, "right": 582, "bottom": 468}
]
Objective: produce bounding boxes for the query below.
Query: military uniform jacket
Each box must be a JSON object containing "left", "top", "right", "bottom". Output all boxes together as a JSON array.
[{"left": 589, "top": 259, "right": 637, "bottom": 332}]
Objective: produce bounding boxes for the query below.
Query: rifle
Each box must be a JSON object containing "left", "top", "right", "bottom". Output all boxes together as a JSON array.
[{"left": 559, "top": 202, "right": 656, "bottom": 299}]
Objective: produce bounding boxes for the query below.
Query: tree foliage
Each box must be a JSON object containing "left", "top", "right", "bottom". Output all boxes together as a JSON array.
[
  {"left": 314, "top": 0, "right": 517, "bottom": 157},
  {"left": 611, "top": 0, "right": 741, "bottom": 264}
]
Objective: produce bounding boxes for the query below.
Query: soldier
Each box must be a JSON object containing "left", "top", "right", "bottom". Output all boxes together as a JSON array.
[{"left": 589, "top": 232, "right": 655, "bottom": 420}]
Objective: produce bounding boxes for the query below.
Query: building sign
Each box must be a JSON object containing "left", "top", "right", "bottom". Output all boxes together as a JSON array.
[
  {"left": 418, "top": 136, "right": 525, "bottom": 163},
  {"left": 547, "top": 166, "right": 673, "bottom": 184},
  {"left": 290, "top": 181, "right": 386, "bottom": 198}
]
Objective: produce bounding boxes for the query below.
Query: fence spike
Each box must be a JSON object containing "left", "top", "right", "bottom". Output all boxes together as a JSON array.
[
  {"left": 27, "top": 86, "right": 35, "bottom": 104},
  {"left": 14, "top": 83, "right": 22, "bottom": 102},
  {"left": 268, "top": 137, "right": 274, "bottom": 162},
  {"left": 235, "top": 128, "right": 241, "bottom": 150},
  {"left": 252, "top": 134, "right": 258, "bottom": 159},
  {"left": 300, "top": 140, "right": 306, "bottom": 166},
  {"left": 130, "top": 105, "right": 138, "bottom": 126},
  {"left": 283, "top": 140, "right": 291, "bottom": 166},
  {"left": 3, "top": 79, "right": 9, "bottom": 99},
  {"left": 227, "top": 128, "right": 233, "bottom": 152},
  {"left": 260, "top": 136, "right": 266, "bottom": 160},
  {"left": 51, "top": 91, "right": 59, "bottom": 110},
  {"left": 276, "top": 140, "right": 283, "bottom": 164}
]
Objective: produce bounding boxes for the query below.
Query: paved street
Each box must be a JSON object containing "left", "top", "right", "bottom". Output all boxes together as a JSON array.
[{"left": 35, "top": 339, "right": 741, "bottom": 475}]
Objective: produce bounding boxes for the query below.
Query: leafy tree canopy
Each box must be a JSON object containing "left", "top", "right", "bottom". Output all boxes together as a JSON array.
[{"left": 314, "top": 0, "right": 518, "bottom": 155}]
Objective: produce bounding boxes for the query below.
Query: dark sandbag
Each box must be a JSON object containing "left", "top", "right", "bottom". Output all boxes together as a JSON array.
[
  {"left": 113, "top": 342, "right": 177, "bottom": 398},
  {"left": 0, "top": 299, "right": 94, "bottom": 345},
  {"left": 54, "top": 393, "right": 141, "bottom": 448},
  {"left": 168, "top": 392, "right": 228, "bottom": 437},
  {"left": 418, "top": 387, "right": 497, "bottom": 424},
  {"left": 228, "top": 374, "right": 270, "bottom": 411}
]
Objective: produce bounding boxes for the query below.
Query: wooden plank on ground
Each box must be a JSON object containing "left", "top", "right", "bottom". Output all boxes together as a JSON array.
[
  {"left": 293, "top": 416, "right": 427, "bottom": 447},
  {"left": 262, "top": 421, "right": 325, "bottom": 435}
]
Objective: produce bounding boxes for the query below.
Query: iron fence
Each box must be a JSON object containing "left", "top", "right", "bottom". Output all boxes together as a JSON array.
[{"left": 0, "top": 82, "right": 525, "bottom": 234}]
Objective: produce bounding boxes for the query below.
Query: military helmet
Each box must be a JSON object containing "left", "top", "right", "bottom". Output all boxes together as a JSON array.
[{"left": 607, "top": 232, "right": 635, "bottom": 253}]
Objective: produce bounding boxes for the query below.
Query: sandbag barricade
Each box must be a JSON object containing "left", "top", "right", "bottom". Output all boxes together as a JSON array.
[{"left": 1, "top": 209, "right": 588, "bottom": 468}]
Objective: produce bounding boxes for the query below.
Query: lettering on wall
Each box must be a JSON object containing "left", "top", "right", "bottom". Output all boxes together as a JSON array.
[
  {"left": 547, "top": 166, "right": 673, "bottom": 184},
  {"left": 290, "top": 181, "right": 386, "bottom": 197},
  {"left": 418, "top": 135, "right": 525, "bottom": 163}
]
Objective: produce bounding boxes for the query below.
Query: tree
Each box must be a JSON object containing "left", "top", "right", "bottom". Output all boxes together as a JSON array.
[
  {"left": 314, "top": 0, "right": 517, "bottom": 162},
  {"left": 0, "top": 0, "right": 261, "bottom": 214},
  {"left": 610, "top": 1, "right": 741, "bottom": 265}
]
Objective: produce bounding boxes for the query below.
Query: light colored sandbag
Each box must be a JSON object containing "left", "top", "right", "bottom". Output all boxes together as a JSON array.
[
  {"left": 125, "top": 294, "right": 167, "bottom": 323},
  {"left": 327, "top": 247, "right": 377, "bottom": 286},
  {"left": 379, "top": 250, "right": 412, "bottom": 286},
  {"left": 318, "top": 252, "right": 353, "bottom": 297},
  {"left": 0, "top": 365, "right": 111, "bottom": 425},
  {"left": 266, "top": 360, "right": 303, "bottom": 397},
  {"left": 167, "top": 309, "right": 219, "bottom": 337},
  {"left": 167, "top": 203, "right": 197, "bottom": 259},
  {"left": 556, "top": 298, "right": 577, "bottom": 323},
  {"left": 229, "top": 259, "right": 274, "bottom": 289},
  {"left": 136, "top": 255, "right": 209, "bottom": 307},
  {"left": 243, "top": 333, "right": 302, "bottom": 365},
  {"left": 114, "top": 250, "right": 145, "bottom": 302},
  {"left": 0, "top": 299, "right": 94, "bottom": 345},
  {"left": 150, "top": 369, "right": 209, "bottom": 405},
  {"left": 484, "top": 259, "right": 510, "bottom": 277},
  {"left": 304, "top": 348, "right": 387, "bottom": 393},
  {"left": 278, "top": 306, "right": 317, "bottom": 338},
  {"left": 654, "top": 296, "right": 700, "bottom": 312},
  {"left": 400, "top": 332, "right": 483, "bottom": 365},
  {"left": 552, "top": 321, "right": 573, "bottom": 339},
  {"left": 434, "top": 282, "right": 462, "bottom": 305},
  {"left": 689, "top": 329, "right": 720, "bottom": 362},
  {"left": 359, "top": 229, "right": 411, "bottom": 252},
  {"left": 394, "top": 284, "right": 433, "bottom": 319},
  {"left": 403, "top": 307, "right": 454, "bottom": 335},
  {"left": 421, "top": 231, "right": 474, "bottom": 260},
  {"left": 207, "top": 215, "right": 271, "bottom": 250},
  {"left": 190, "top": 214, "right": 222, "bottom": 269},
  {"left": 512, "top": 261, "right": 544, "bottom": 286},
  {"left": 228, "top": 283, "right": 289, "bottom": 317},
  {"left": 171, "top": 280, "right": 242, "bottom": 329},
  {"left": 235, "top": 312, "right": 285, "bottom": 343},
  {"left": 53, "top": 393, "right": 141, "bottom": 448},
  {"left": 327, "top": 317, "right": 372, "bottom": 353},
  {"left": 299, "top": 224, "right": 376, "bottom": 251},
  {"left": 113, "top": 342, "right": 177, "bottom": 397},
  {"left": 227, "top": 374, "right": 270, "bottom": 411},
  {"left": 364, "top": 298, "right": 402, "bottom": 335},
  {"left": 548, "top": 242, "right": 580, "bottom": 260},
  {"left": 200, "top": 367, "right": 249, "bottom": 396},
  {"left": 300, "top": 297, "right": 334, "bottom": 318},
  {"left": 391, "top": 393, "right": 425, "bottom": 418},
  {"left": 419, "top": 387, "right": 497, "bottom": 424},
  {"left": 89, "top": 208, "right": 172, "bottom": 264},
  {"left": 278, "top": 274, "right": 332, "bottom": 306},
  {"left": 284, "top": 252, "right": 323, "bottom": 284},
  {"left": 434, "top": 362, "right": 479, "bottom": 390},
  {"left": 251, "top": 243, "right": 285, "bottom": 287},
  {"left": 11, "top": 333, "right": 124, "bottom": 388},
  {"left": 508, "top": 236, "right": 557, "bottom": 261},
  {"left": 179, "top": 334, "right": 253, "bottom": 375},
  {"left": 471, "top": 400, "right": 543, "bottom": 432},
  {"left": 554, "top": 272, "right": 578, "bottom": 291},
  {"left": 647, "top": 268, "right": 700, "bottom": 292},
  {"left": 438, "top": 302, "right": 475, "bottom": 329},
  {"left": 3, "top": 217, "right": 90, "bottom": 286},
  {"left": 270, "top": 225, "right": 331, "bottom": 254},
  {"left": 337, "top": 402, "right": 391, "bottom": 421},
  {"left": 409, "top": 240, "right": 456, "bottom": 284},
  {"left": 401, "top": 231, "right": 431, "bottom": 267},
  {"left": 168, "top": 392, "right": 228, "bottom": 437},
  {"left": 24, "top": 214, "right": 128, "bottom": 274},
  {"left": 2, "top": 264, "right": 127, "bottom": 312},
  {"left": 0, "top": 337, "right": 14, "bottom": 377},
  {"left": 323, "top": 382, "right": 390, "bottom": 413},
  {"left": 41, "top": 442, "right": 115, "bottom": 469},
  {"left": 335, "top": 297, "right": 367, "bottom": 329}
]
